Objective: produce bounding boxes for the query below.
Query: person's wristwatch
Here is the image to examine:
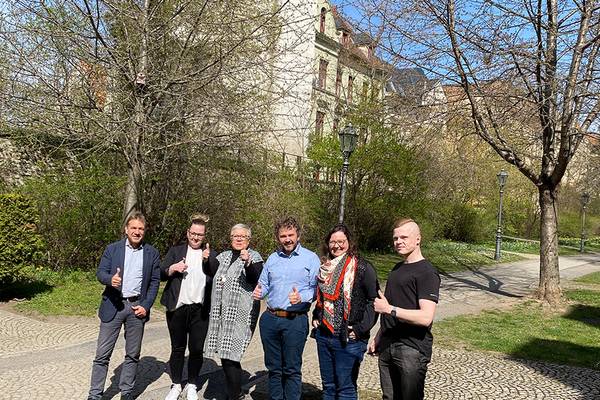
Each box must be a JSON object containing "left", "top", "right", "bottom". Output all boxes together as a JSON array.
[{"left": 390, "top": 306, "right": 397, "bottom": 318}]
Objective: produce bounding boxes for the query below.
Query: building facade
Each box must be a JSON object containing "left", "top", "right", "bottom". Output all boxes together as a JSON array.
[{"left": 267, "top": 0, "right": 387, "bottom": 164}]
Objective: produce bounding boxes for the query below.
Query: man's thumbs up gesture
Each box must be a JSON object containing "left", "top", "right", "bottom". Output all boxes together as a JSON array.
[
  {"left": 288, "top": 286, "right": 301, "bottom": 305},
  {"left": 374, "top": 289, "right": 391, "bottom": 314},
  {"left": 111, "top": 268, "right": 122, "bottom": 288}
]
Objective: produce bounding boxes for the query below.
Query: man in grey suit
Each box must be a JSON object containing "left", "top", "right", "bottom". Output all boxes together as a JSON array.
[{"left": 87, "top": 212, "right": 161, "bottom": 400}]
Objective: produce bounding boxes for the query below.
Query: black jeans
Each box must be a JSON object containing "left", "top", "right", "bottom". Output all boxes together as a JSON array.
[
  {"left": 378, "top": 342, "right": 429, "bottom": 400},
  {"left": 166, "top": 303, "right": 209, "bottom": 385}
]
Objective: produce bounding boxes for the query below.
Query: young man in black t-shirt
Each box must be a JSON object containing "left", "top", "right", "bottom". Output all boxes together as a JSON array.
[{"left": 369, "top": 218, "right": 440, "bottom": 400}]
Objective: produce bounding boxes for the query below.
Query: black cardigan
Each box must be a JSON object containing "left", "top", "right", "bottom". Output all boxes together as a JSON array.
[
  {"left": 159, "top": 243, "right": 218, "bottom": 312},
  {"left": 312, "top": 256, "right": 380, "bottom": 340}
]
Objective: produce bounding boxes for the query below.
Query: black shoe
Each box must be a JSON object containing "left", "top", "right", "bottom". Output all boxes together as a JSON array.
[{"left": 120, "top": 394, "right": 134, "bottom": 400}]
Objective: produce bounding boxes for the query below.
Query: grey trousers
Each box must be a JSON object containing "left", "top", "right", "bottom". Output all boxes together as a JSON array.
[{"left": 88, "top": 300, "right": 145, "bottom": 399}]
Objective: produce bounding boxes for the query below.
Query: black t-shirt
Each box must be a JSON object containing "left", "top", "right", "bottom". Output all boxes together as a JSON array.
[{"left": 379, "top": 259, "right": 440, "bottom": 360}]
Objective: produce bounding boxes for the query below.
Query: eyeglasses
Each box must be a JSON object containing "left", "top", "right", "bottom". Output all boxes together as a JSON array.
[
  {"left": 231, "top": 235, "right": 249, "bottom": 240},
  {"left": 188, "top": 231, "right": 206, "bottom": 238},
  {"left": 328, "top": 239, "right": 347, "bottom": 247}
]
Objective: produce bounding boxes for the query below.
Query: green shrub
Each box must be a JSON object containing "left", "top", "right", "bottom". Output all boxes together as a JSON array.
[
  {"left": 0, "top": 193, "right": 46, "bottom": 283},
  {"left": 150, "top": 160, "right": 323, "bottom": 257},
  {"left": 20, "top": 164, "right": 125, "bottom": 271},
  {"left": 432, "top": 202, "right": 492, "bottom": 243}
]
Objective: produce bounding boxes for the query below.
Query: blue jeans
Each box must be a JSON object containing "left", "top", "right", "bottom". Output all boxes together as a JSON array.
[
  {"left": 315, "top": 329, "right": 367, "bottom": 400},
  {"left": 378, "top": 342, "right": 429, "bottom": 400},
  {"left": 259, "top": 311, "right": 308, "bottom": 400}
]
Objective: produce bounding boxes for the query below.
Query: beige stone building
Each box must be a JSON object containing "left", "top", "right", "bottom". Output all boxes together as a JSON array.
[
  {"left": 310, "top": 1, "right": 387, "bottom": 139},
  {"left": 266, "top": 0, "right": 388, "bottom": 164}
]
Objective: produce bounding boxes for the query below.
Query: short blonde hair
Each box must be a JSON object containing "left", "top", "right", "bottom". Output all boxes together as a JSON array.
[
  {"left": 190, "top": 213, "right": 209, "bottom": 226},
  {"left": 393, "top": 218, "right": 416, "bottom": 229}
]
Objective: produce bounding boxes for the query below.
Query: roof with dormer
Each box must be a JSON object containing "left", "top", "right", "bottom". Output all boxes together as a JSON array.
[
  {"left": 331, "top": 6, "right": 353, "bottom": 32},
  {"left": 385, "top": 67, "right": 440, "bottom": 98}
]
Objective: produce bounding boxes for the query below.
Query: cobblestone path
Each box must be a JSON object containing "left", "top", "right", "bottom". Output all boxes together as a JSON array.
[{"left": 1, "top": 253, "right": 599, "bottom": 399}]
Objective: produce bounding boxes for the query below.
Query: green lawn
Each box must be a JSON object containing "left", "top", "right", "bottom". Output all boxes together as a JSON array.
[
  {"left": 493, "top": 236, "right": 600, "bottom": 255},
  {"left": 434, "top": 272, "right": 600, "bottom": 370},
  {"left": 365, "top": 240, "right": 524, "bottom": 280},
  {"left": 5, "top": 269, "right": 165, "bottom": 317},
  {"left": 9, "top": 270, "right": 104, "bottom": 317},
  {"left": 4, "top": 238, "right": 591, "bottom": 317},
  {"left": 574, "top": 271, "right": 600, "bottom": 285}
]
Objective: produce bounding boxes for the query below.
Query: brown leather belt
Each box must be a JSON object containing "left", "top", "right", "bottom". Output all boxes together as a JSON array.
[{"left": 267, "top": 308, "right": 306, "bottom": 318}]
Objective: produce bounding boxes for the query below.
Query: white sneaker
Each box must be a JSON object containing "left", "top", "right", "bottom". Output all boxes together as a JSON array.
[
  {"left": 186, "top": 383, "right": 198, "bottom": 400},
  {"left": 165, "top": 383, "right": 182, "bottom": 400}
]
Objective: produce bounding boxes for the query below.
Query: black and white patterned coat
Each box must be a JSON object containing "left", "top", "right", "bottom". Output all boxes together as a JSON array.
[{"left": 204, "top": 249, "right": 263, "bottom": 362}]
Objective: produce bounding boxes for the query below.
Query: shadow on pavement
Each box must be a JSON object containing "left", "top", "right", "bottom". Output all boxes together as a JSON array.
[
  {"left": 440, "top": 266, "right": 523, "bottom": 298},
  {"left": 249, "top": 379, "right": 322, "bottom": 400},
  {"left": 510, "top": 338, "right": 600, "bottom": 399},
  {"left": 102, "top": 356, "right": 166, "bottom": 399}
]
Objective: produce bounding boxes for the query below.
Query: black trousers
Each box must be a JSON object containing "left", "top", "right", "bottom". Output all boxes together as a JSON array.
[
  {"left": 166, "top": 303, "right": 209, "bottom": 385},
  {"left": 222, "top": 358, "right": 242, "bottom": 400}
]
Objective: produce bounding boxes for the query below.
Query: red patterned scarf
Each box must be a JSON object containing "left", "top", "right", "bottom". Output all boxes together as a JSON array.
[{"left": 316, "top": 254, "right": 357, "bottom": 333}]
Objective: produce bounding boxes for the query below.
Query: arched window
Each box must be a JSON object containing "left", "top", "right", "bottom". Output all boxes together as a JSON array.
[
  {"left": 320, "top": 7, "right": 326, "bottom": 33},
  {"left": 341, "top": 31, "right": 349, "bottom": 45}
]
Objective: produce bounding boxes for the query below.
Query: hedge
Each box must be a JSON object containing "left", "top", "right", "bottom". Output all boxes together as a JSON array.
[{"left": 0, "top": 193, "right": 45, "bottom": 283}]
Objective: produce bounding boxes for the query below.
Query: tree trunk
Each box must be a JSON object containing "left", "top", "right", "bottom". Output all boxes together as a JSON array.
[
  {"left": 536, "top": 185, "right": 562, "bottom": 304},
  {"left": 121, "top": 0, "right": 150, "bottom": 226},
  {"left": 122, "top": 159, "right": 142, "bottom": 225}
]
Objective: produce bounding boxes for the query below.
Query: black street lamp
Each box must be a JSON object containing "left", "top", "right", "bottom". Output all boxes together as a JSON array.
[
  {"left": 338, "top": 124, "right": 358, "bottom": 224},
  {"left": 494, "top": 170, "right": 509, "bottom": 261},
  {"left": 580, "top": 192, "right": 591, "bottom": 253}
]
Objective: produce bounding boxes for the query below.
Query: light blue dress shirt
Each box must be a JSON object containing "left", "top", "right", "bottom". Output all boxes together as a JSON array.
[
  {"left": 257, "top": 243, "right": 320, "bottom": 312},
  {"left": 122, "top": 240, "right": 144, "bottom": 297}
]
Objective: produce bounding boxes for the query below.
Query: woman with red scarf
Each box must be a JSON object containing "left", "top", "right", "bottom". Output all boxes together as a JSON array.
[{"left": 312, "top": 224, "right": 379, "bottom": 400}]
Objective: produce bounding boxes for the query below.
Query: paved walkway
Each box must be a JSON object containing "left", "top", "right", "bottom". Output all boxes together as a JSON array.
[{"left": 1, "top": 253, "right": 600, "bottom": 400}]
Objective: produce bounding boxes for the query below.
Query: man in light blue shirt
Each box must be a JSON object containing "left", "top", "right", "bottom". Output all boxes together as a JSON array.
[
  {"left": 122, "top": 240, "right": 144, "bottom": 298},
  {"left": 87, "top": 212, "right": 160, "bottom": 400},
  {"left": 253, "top": 217, "right": 320, "bottom": 400}
]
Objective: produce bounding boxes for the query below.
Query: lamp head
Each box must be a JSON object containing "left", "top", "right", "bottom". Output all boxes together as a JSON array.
[
  {"left": 581, "top": 192, "right": 590, "bottom": 206},
  {"left": 497, "top": 169, "right": 508, "bottom": 187},
  {"left": 339, "top": 123, "right": 358, "bottom": 156}
]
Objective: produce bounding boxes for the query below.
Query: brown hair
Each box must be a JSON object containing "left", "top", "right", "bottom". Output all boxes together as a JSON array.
[
  {"left": 125, "top": 212, "right": 146, "bottom": 227},
  {"left": 274, "top": 216, "right": 301, "bottom": 237},
  {"left": 321, "top": 223, "right": 358, "bottom": 259}
]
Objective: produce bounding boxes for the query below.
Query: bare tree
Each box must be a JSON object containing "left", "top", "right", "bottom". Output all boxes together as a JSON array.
[
  {"left": 354, "top": 0, "right": 600, "bottom": 303},
  {"left": 0, "top": 0, "right": 291, "bottom": 223}
]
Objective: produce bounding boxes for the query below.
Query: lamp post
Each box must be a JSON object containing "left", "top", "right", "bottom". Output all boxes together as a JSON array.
[
  {"left": 338, "top": 124, "right": 358, "bottom": 224},
  {"left": 494, "top": 170, "right": 509, "bottom": 260},
  {"left": 580, "top": 192, "right": 590, "bottom": 253}
]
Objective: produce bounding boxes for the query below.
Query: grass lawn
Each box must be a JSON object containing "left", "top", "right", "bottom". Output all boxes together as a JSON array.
[
  {"left": 5, "top": 239, "right": 525, "bottom": 316},
  {"left": 493, "top": 236, "right": 600, "bottom": 255},
  {"left": 5, "top": 270, "right": 104, "bottom": 317},
  {"left": 366, "top": 240, "right": 524, "bottom": 280},
  {"left": 2, "top": 269, "right": 165, "bottom": 317},
  {"left": 4, "top": 238, "right": 590, "bottom": 317},
  {"left": 433, "top": 271, "right": 600, "bottom": 370},
  {"left": 575, "top": 271, "right": 600, "bottom": 285}
]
